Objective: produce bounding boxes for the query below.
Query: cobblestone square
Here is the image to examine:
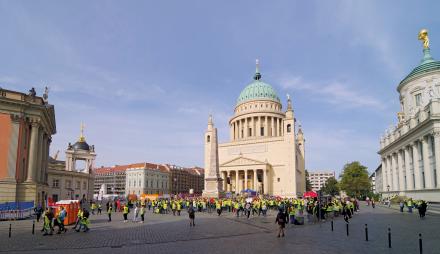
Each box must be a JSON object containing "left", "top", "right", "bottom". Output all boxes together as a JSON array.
[{"left": 1, "top": 204, "right": 439, "bottom": 254}]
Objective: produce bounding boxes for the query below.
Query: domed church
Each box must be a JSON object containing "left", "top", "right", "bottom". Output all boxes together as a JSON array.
[{"left": 204, "top": 61, "right": 306, "bottom": 197}]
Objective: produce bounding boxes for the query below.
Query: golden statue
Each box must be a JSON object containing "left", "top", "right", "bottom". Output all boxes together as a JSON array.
[{"left": 418, "top": 29, "right": 429, "bottom": 49}]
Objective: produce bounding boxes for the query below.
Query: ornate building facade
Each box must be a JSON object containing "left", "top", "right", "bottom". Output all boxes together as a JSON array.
[
  {"left": 205, "top": 62, "right": 306, "bottom": 197},
  {"left": 0, "top": 87, "right": 56, "bottom": 206},
  {"left": 379, "top": 29, "right": 440, "bottom": 202}
]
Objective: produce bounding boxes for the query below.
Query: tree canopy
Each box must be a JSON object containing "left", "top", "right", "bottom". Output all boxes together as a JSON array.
[
  {"left": 339, "top": 161, "right": 371, "bottom": 198},
  {"left": 320, "top": 177, "right": 339, "bottom": 196}
]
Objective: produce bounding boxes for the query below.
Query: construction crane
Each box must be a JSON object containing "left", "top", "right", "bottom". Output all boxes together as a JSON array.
[{"left": 53, "top": 150, "right": 60, "bottom": 160}]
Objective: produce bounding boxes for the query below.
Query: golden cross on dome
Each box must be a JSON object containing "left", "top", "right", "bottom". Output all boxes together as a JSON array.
[{"left": 79, "top": 122, "right": 86, "bottom": 142}]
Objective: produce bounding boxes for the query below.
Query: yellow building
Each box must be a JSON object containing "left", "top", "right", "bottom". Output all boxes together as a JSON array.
[{"left": 204, "top": 62, "right": 306, "bottom": 197}]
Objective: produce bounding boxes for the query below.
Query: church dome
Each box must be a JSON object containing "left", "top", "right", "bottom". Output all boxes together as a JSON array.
[
  {"left": 399, "top": 48, "right": 440, "bottom": 90},
  {"left": 72, "top": 141, "right": 90, "bottom": 151},
  {"left": 236, "top": 62, "right": 280, "bottom": 106}
]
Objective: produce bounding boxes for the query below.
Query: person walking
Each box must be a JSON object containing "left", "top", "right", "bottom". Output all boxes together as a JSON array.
[
  {"left": 188, "top": 204, "right": 195, "bottom": 227},
  {"left": 98, "top": 203, "right": 102, "bottom": 215},
  {"left": 133, "top": 205, "right": 139, "bottom": 222},
  {"left": 399, "top": 201, "right": 404, "bottom": 213},
  {"left": 275, "top": 208, "right": 286, "bottom": 238},
  {"left": 418, "top": 200, "right": 427, "bottom": 219},
  {"left": 140, "top": 205, "right": 145, "bottom": 223},
  {"left": 42, "top": 207, "right": 54, "bottom": 236},
  {"left": 34, "top": 205, "right": 43, "bottom": 222},
  {"left": 123, "top": 204, "right": 129, "bottom": 222},
  {"left": 56, "top": 206, "right": 67, "bottom": 234},
  {"left": 107, "top": 204, "right": 113, "bottom": 222}
]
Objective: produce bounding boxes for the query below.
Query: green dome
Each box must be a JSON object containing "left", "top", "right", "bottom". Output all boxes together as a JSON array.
[
  {"left": 399, "top": 48, "right": 440, "bottom": 88},
  {"left": 237, "top": 78, "right": 280, "bottom": 105}
]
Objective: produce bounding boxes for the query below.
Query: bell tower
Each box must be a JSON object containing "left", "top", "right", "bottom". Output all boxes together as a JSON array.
[{"left": 202, "top": 115, "right": 223, "bottom": 198}]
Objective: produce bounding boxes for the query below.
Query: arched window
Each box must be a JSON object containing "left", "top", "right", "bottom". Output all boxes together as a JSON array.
[
  {"left": 207, "top": 135, "right": 210, "bottom": 142},
  {"left": 287, "top": 124, "right": 291, "bottom": 133}
]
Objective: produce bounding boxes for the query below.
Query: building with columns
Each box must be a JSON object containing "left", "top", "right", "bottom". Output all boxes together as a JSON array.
[
  {"left": 0, "top": 87, "right": 56, "bottom": 206},
  {"left": 379, "top": 29, "right": 440, "bottom": 202},
  {"left": 206, "top": 62, "right": 306, "bottom": 197}
]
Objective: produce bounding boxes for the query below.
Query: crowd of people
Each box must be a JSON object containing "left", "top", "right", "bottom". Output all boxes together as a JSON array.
[
  {"left": 382, "top": 195, "right": 429, "bottom": 219},
  {"left": 36, "top": 194, "right": 431, "bottom": 238}
]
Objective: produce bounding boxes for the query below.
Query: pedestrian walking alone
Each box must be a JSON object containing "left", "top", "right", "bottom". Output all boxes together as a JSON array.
[
  {"left": 188, "top": 204, "right": 195, "bottom": 227},
  {"left": 275, "top": 208, "right": 286, "bottom": 238}
]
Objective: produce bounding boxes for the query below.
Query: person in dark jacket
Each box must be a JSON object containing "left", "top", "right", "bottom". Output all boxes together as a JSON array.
[
  {"left": 275, "top": 209, "right": 286, "bottom": 237},
  {"left": 418, "top": 200, "right": 427, "bottom": 219}
]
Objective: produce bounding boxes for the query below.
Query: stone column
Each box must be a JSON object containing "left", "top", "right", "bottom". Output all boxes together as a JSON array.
[
  {"left": 382, "top": 157, "right": 388, "bottom": 192},
  {"left": 271, "top": 117, "right": 275, "bottom": 136},
  {"left": 392, "top": 154, "right": 398, "bottom": 191},
  {"left": 230, "top": 123, "right": 234, "bottom": 141},
  {"left": 263, "top": 169, "right": 268, "bottom": 194},
  {"left": 35, "top": 127, "right": 43, "bottom": 184},
  {"left": 26, "top": 122, "right": 39, "bottom": 182},
  {"left": 253, "top": 169, "right": 257, "bottom": 190},
  {"left": 434, "top": 132, "right": 440, "bottom": 188},
  {"left": 257, "top": 117, "right": 261, "bottom": 137},
  {"left": 279, "top": 118, "right": 283, "bottom": 136},
  {"left": 244, "top": 170, "right": 248, "bottom": 190},
  {"left": 404, "top": 147, "right": 413, "bottom": 190},
  {"left": 422, "top": 136, "right": 433, "bottom": 189},
  {"left": 413, "top": 141, "right": 421, "bottom": 189},
  {"left": 227, "top": 171, "right": 231, "bottom": 192},
  {"left": 264, "top": 116, "right": 269, "bottom": 137},
  {"left": 244, "top": 117, "right": 248, "bottom": 138},
  {"left": 235, "top": 170, "right": 239, "bottom": 193},
  {"left": 397, "top": 149, "right": 405, "bottom": 191}
]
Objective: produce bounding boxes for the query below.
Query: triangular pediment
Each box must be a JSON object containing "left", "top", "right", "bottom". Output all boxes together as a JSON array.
[{"left": 220, "top": 156, "right": 267, "bottom": 167}]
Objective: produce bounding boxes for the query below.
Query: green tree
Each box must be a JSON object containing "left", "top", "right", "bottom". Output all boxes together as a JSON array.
[
  {"left": 321, "top": 177, "right": 339, "bottom": 196},
  {"left": 305, "top": 170, "right": 312, "bottom": 191},
  {"left": 339, "top": 161, "right": 371, "bottom": 198}
]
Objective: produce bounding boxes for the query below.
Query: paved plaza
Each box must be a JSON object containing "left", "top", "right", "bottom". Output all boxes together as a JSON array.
[{"left": 0, "top": 204, "right": 439, "bottom": 254}]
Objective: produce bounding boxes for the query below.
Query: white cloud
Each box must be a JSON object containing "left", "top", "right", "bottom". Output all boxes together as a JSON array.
[{"left": 279, "top": 75, "right": 383, "bottom": 109}]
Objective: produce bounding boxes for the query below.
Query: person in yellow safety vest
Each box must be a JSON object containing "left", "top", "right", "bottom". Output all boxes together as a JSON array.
[
  {"left": 289, "top": 206, "right": 296, "bottom": 224},
  {"left": 123, "top": 204, "right": 129, "bottom": 222},
  {"left": 177, "top": 201, "right": 182, "bottom": 216},
  {"left": 73, "top": 208, "right": 83, "bottom": 230},
  {"left": 80, "top": 208, "right": 90, "bottom": 232},
  {"left": 42, "top": 207, "right": 54, "bottom": 236},
  {"left": 326, "top": 203, "right": 334, "bottom": 219},
  {"left": 91, "top": 203, "right": 96, "bottom": 215},
  {"left": 140, "top": 205, "right": 145, "bottom": 223},
  {"left": 163, "top": 202, "right": 168, "bottom": 214},
  {"left": 172, "top": 201, "right": 177, "bottom": 216},
  {"left": 234, "top": 202, "right": 240, "bottom": 218},
  {"left": 107, "top": 204, "right": 113, "bottom": 222},
  {"left": 216, "top": 202, "right": 222, "bottom": 216}
]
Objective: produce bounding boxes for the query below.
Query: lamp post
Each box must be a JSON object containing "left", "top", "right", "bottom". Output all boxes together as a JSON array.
[{"left": 174, "top": 177, "right": 177, "bottom": 196}]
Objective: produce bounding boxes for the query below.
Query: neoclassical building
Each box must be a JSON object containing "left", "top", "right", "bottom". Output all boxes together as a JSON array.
[
  {"left": 205, "top": 62, "right": 306, "bottom": 197},
  {"left": 0, "top": 87, "right": 56, "bottom": 206},
  {"left": 379, "top": 29, "right": 440, "bottom": 202}
]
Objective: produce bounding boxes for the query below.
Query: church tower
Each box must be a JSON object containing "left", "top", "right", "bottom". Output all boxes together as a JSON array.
[{"left": 202, "top": 115, "right": 223, "bottom": 197}]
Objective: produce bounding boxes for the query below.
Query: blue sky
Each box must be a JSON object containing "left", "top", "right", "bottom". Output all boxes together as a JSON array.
[{"left": 1, "top": 1, "right": 440, "bottom": 175}]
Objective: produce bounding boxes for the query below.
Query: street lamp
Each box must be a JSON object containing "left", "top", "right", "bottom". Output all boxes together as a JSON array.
[{"left": 174, "top": 177, "right": 177, "bottom": 196}]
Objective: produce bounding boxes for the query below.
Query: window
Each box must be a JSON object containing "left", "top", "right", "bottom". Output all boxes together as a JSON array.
[
  {"left": 287, "top": 124, "right": 292, "bottom": 133},
  {"left": 52, "top": 194, "right": 59, "bottom": 202},
  {"left": 260, "top": 127, "right": 264, "bottom": 136},
  {"left": 52, "top": 179, "right": 59, "bottom": 188},
  {"left": 415, "top": 93, "right": 422, "bottom": 106},
  {"left": 76, "top": 181, "right": 80, "bottom": 190},
  {"left": 248, "top": 128, "right": 252, "bottom": 136},
  {"left": 207, "top": 135, "right": 210, "bottom": 142},
  {"left": 139, "top": 180, "right": 141, "bottom": 186},
  {"left": 83, "top": 182, "right": 87, "bottom": 190},
  {"left": 65, "top": 180, "right": 71, "bottom": 189},
  {"left": 277, "top": 178, "right": 280, "bottom": 182}
]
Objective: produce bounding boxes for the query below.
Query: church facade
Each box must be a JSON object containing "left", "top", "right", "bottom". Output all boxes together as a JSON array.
[{"left": 204, "top": 62, "right": 306, "bottom": 197}]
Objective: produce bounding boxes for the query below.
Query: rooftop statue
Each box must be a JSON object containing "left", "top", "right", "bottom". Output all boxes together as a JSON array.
[{"left": 418, "top": 29, "right": 430, "bottom": 49}]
